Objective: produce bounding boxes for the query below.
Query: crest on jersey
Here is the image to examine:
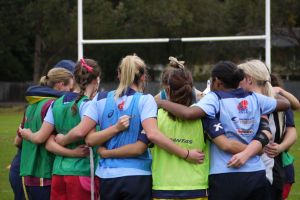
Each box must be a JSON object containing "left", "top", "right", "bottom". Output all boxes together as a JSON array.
[{"left": 237, "top": 100, "right": 248, "bottom": 113}]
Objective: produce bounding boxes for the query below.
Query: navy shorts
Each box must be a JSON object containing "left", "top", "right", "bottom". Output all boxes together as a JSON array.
[
  {"left": 284, "top": 163, "right": 295, "bottom": 184},
  {"left": 208, "top": 170, "right": 268, "bottom": 200},
  {"left": 100, "top": 175, "right": 152, "bottom": 200}
]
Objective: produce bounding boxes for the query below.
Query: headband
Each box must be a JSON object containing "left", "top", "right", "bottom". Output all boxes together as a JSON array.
[{"left": 80, "top": 58, "right": 93, "bottom": 73}]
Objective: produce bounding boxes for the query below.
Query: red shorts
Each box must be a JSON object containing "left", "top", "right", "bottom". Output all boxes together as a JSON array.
[{"left": 50, "top": 175, "right": 100, "bottom": 200}]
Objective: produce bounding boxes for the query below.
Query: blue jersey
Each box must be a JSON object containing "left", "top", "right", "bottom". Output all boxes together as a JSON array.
[
  {"left": 84, "top": 88, "right": 157, "bottom": 178},
  {"left": 196, "top": 88, "right": 277, "bottom": 174}
]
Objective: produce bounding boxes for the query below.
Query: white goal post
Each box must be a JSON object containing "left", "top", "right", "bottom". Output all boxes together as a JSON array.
[{"left": 78, "top": 0, "right": 271, "bottom": 69}]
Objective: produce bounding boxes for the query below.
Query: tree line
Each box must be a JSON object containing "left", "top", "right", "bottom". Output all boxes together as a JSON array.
[{"left": 0, "top": 0, "right": 299, "bottom": 82}]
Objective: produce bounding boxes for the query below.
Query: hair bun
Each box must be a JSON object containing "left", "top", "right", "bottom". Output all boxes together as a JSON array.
[{"left": 169, "top": 56, "right": 185, "bottom": 69}]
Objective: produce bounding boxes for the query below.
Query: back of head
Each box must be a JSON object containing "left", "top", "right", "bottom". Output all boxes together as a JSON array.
[
  {"left": 211, "top": 61, "right": 244, "bottom": 89},
  {"left": 238, "top": 59, "right": 274, "bottom": 97},
  {"left": 39, "top": 68, "right": 73, "bottom": 88},
  {"left": 115, "top": 54, "right": 146, "bottom": 98},
  {"left": 71, "top": 58, "right": 101, "bottom": 114},
  {"left": 161, "top": 56, "right": 185, "bottom": 87},
  {"left": 168, "top": 68, "right": 194, "bottom": 107}
]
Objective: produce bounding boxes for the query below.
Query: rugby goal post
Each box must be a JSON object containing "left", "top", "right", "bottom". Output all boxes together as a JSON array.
[{"left": 77, "top": 0, "right": 271, "bottom": 69}]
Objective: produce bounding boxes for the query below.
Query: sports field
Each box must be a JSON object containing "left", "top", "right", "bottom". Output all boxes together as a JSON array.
[{"left": 0, "top": 107, "right": 299, "bottom": 199}]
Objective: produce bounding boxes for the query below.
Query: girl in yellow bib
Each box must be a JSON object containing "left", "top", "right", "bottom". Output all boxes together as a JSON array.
[{"left": 152, "top": 58, "right": 209, "bottom": 200}]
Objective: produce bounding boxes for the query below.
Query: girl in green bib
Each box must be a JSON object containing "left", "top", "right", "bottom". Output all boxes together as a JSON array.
[
  {"left": 20, "top": 59, "right": 103, "bottom": 200},
  {"left": 18, "top": 68, "right": 88, "bottom": 200}
]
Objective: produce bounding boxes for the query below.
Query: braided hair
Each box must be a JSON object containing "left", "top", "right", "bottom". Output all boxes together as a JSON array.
[{"left": 71, "top": 58, "right": 101, "bottom": 114}]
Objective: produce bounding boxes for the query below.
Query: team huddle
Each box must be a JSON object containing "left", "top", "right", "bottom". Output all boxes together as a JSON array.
[{"left": 9, "top": 55, "right": 299, "bottom": 200}]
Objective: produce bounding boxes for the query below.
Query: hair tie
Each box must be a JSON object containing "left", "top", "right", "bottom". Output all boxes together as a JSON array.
[
  {"left": 169, "top": 56, "right": 185, "bottom": 69},
  {"left": 45, "top": 75, "right": 49, "bottom": 80},
  {"left": 263, "top": 80, "right": 270, "bottom": 85},
  {"left": 80, "top": 58, "right": 93, "bottom": 73}
]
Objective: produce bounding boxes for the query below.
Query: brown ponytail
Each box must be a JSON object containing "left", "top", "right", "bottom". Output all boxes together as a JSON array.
[
  {"left": 166, "top": 58, "right": 194, "bottom": 119},
  {"left": 71, "top": 58, "right": 101, "bottom": 114}
]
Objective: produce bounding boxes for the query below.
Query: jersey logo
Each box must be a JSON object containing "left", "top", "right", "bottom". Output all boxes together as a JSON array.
[
  {"left": 213, "top": 123, "right": 223, "bottom": 132},
  {"left": 118, "top": 100, "right": 125, "bottom": 110},
  {"left": 237, "top": 100, "right": 248, "bottom": 113},
  {"left": 107, "top": 110, "right": 114, "bottom": 118},
  {"left": 231, "top": 117, "right": 239, "bottom": 123}
]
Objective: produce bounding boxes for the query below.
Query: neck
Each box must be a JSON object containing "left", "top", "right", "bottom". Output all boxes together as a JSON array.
[
  {"left": 248, "top": 83, "right": 263, "bottom": 94},
  {"left": 130, "top": 84, "right": 139, "bottom": 92},
  {"left": 84, "top": 84, "right": 95, "bottom": 99}
]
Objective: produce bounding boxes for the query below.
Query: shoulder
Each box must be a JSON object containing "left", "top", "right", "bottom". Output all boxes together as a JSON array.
[
  {"left": 96, "top": 91, "right": 109, "bottom": 101},
  {"left": 140, "top": 93, "right": 156, "bottom": 104},
  {"left": 62, "top": 92, "right": 79, "bottom": 103}
]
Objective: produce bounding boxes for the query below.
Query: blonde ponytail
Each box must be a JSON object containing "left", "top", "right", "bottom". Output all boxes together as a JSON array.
[
  {"left": 39, "top": 68, "right": 73, "bottom": 88},
  {"left": 115, "top": 55, "right": 146, "bottom": 98}
]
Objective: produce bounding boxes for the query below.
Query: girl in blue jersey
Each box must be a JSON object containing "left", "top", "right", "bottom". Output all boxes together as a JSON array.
[
  {"left": 55, "top": 54, "right": 204, "bottom": 200},
  {"left": 157, "top": 61, "right": 290, "bottom": 200},
  {"left": 238, "top": 60, "right": 299, "bottom": 200}
]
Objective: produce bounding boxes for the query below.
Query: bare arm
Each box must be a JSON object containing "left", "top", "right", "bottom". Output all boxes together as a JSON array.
[
  {"left": 212, "top": 135, "right": 247, "bottom": 154},
  {"left": 156, "top": 99, "right": 205, "bottom": 120},
  {"left": 275, "top": 94, "right": 291, "bottom": 112},
  {"left": 228, "top": 140, "right": 262, "bottom": 168},
  {"left": 45, "top": 135, "right": 89, "bottom": 157},
  {"left": 154, "top": 92, "right": 161, "bottom": 101},
  {"left": 55, "top": 116, "right": 96, "bottom": 146},
  {"left": 19, "top": 121, "right": 54, "bottom": 144},
  {"left": 98, "top": 141, "right": 147, "bottom": 158},
  {"left": 274, "top": 87, "right": 300, "bottom": 110},
  {"left": 85, "top": 115, "right": 130, "bottom": 147},
  {"left": 14, "top": 135, "right": 22, "bottom": 147},
  {"left": 142, "top": 117, "right": 205, "bottom": 163},
  {"left": 264, "top": 127, "right": 297, "bottom": 158}
]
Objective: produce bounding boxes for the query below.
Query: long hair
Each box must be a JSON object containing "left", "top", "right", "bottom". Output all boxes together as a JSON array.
[
  {"left": 166, "top": 57, "right": 194, "bottom": 119},
  {"left": 238, "top": 59, "right": 274, "bottom": 97},
  {"left": 71, "top": 58, "right": 101, "bottom": 114},
  {"left": 160, "top": 56, "right": 185, "bottom": 88},
  {"left": 39, "top": 68, "right": 73, "bottom": 88},
  {"left": 115, "top": 55, "right": 146, "bottom": 98}
]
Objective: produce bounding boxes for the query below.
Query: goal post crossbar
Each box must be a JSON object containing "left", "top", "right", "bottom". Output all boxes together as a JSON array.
[{"left": 78, "top": 0, "right": 271, "bottom": 69}]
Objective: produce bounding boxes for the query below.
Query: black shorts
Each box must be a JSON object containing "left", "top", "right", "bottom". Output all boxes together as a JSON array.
[
  {"left": 100, "top": 175, "right": 152, "bottom": 200},
  {"left": 208, "top": 170, "right": 268, "bottom": 200}
]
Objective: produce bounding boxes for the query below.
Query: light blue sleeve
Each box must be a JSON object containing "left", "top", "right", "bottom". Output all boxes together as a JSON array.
[
  {"left": 194, "top": 92, "right": 219, "bottom": 118},
  {"left": 84, "top": 95, "right": 100, "bottom": 124},
  {"left": 44, "top": 103, "right": 54, "bottom": 125},
  {"left": 254, "top": 92, "right": 277, "bottom": 115},
  {"left": 139, "top": 94, "right": 157, "bottom": 122},
  {"left": 79, "top": 101, "right": 91, "bottom": 119}
]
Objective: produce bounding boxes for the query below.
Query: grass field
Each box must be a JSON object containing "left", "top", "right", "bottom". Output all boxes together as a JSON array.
[{"left": 0, "top": 107, "right": 299, "bottom": 199}]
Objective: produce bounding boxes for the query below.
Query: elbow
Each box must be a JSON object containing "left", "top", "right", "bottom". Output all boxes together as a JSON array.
[
  {"left": 85, "top": 135, "right": 98, "bottom": 147},
  {"left": 146, "top": 131, "right": 160, "bottom": 144},
  {"left": 45, "top": 140, "right": 52, "bottom": 151},
  {"left": 85, "top": 137, "right": 93, "bottom": 147},
  {"left": 136, "top": 147, "right": 146, "bottom": 155}
]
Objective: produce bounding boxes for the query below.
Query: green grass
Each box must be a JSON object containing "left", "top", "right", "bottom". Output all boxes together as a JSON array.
[{"left": 0, "top": 107, "right": 299, "bottom": 199}]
